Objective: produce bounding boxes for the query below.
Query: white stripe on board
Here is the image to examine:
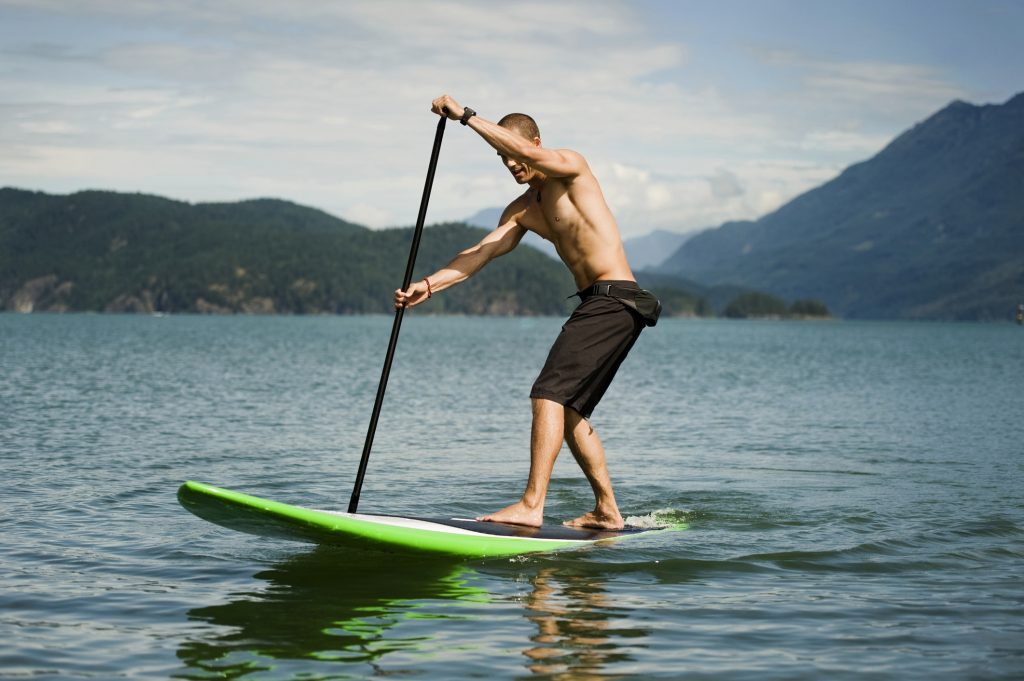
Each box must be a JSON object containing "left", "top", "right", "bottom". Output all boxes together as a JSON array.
[{"left": 308, "top": 509, "right": 588, "bottom": 543}]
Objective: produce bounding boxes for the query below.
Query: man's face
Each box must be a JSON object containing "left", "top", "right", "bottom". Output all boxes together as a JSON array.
[
  {"left": 499, "top": 153, "right": 531, "bottom": 184},
  {"left": 497, "top": 130, "right": 541, "bottom": 184}
]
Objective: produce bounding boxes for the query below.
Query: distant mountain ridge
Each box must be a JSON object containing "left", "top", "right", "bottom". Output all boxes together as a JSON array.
[
  {"left": 625, "top": 229, "right": 693, "bottom": 269},
  {"left": 658, "top": 93, "right": 1024, "bottom": 320},
  {"left": 0, "top": 188, "right": 575, "bottom": 315}
]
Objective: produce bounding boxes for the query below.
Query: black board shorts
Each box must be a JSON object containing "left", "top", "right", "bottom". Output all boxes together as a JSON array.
[{"left": 530, "top": 280, "right": 645, "bottom": 419}]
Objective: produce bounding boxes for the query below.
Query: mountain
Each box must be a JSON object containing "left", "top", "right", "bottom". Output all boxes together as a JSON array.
[
  {"left": 625, "top": 229, "right": 693, "bottom": 269},
  {"left": 658, "top": 93, "right": 1024, "bottom": 320},
  {"left": 464, "top": 207, "right": 504, "bottom": 229},
  {"left": 0, "top": 188, "right": 574, "bottom": 315}
]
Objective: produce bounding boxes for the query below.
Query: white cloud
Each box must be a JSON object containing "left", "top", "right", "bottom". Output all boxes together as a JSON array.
[
  {"left": 708, "top": 169, "right": 745, "bottom": 200},
  {"left": 756, "top": 48, "right": 966, "bottom": 113},
  {"left": 17, "top": 120, "right": 80, "bottom": 134},
  {"left": 0, "top": 0, "right": 997, "bottom": 241},
  {"left": 798, "top": 129, "right": 891, "bottom": 154},
  {"left": 805, "top": 60, "right": 964, "bottom": 103},
  {"left": 588, "top": 154, "right": 844, "bottom": 237}
]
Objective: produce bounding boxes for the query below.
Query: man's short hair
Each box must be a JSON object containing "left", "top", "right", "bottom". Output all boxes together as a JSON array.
[{"left": 497, "top": 113, "right": 540, "bottom": 141}]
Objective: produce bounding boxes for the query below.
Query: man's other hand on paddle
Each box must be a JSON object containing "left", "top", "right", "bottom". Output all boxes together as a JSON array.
[{"left": 394, "top": 281, "right": 430, "bottom": 309}]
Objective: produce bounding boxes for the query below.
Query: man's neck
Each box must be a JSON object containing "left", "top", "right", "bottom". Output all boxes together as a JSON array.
[{"left": 528, "top": 174, "right": 549, "bottom": 200}]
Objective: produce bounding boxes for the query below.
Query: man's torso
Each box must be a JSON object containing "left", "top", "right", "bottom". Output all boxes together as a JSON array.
[{"left": 507, "top": 167, "right": 634, "bottom": 290}]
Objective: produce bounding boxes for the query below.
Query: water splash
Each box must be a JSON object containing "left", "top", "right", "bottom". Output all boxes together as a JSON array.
[{"left": 625, "top": 508, "right": 693, "bottom": 529}]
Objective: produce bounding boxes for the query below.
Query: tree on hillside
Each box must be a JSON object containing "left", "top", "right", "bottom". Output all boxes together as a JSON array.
[
  {"left": 789, "top": 299, "right": 831, "bottom": 318},
  {"left": 723, "top": 292, "right": 788, "bottom": 319}
]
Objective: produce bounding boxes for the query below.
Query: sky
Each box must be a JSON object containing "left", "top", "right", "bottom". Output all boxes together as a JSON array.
[{"left": 1, "top": 0, "right": 1022, "bottom": 238}]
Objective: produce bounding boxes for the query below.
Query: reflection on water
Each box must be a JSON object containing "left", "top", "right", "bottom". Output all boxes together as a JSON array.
[
  {"left": 176, "top": 547, "right": 653, "bottom": 679},
  {"left": 178, "top": 548, "right": 484, "bottom": 678},
  {"left": 521, "top": 566, "right": 646, "bottom": 680}
]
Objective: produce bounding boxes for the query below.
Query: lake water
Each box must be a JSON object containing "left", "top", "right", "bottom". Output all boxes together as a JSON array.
[{"left": 2, "top": 313, "right": 1022, "bottom": 680}]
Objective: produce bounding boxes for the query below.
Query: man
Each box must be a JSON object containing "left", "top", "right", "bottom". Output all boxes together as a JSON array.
[{"left": 394, "top": 94, "right": 659, "bottom": 530}]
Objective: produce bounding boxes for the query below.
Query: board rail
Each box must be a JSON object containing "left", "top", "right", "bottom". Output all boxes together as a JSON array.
[{"left": 178, "top": 481, "right": 674, "bottom": 558}]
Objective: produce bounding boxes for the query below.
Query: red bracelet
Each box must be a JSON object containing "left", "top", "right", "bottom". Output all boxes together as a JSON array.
[{"left": 424, "top": 277, "right": 432, "bottom": 298}]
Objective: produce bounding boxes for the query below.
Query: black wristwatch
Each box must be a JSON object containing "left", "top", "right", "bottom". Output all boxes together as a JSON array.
[{"left": 460, "top": 107, "right": 477, "bottom": 126}]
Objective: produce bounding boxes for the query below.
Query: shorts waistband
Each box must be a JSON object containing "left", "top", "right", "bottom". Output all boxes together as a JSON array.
[{"left": 575, "top": 280, "right": 639, "bottom": 299}]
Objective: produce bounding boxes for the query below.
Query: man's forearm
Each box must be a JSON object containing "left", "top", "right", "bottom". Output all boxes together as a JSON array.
[
  {"left": 431, "top": 94, "right": 534, "bottom": 161},
  {"left": 424, "top": 248, "right": 490, "bottom": 294},
  {"left": 466, "top": 115, "right": 533, "bottom": 160}
]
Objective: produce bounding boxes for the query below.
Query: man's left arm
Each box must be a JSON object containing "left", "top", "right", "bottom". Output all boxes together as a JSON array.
[{"left": 431, "top": 95, "right": 586, "bottom": 179}]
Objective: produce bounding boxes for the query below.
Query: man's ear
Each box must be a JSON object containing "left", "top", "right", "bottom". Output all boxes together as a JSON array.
[{"left": 532, "top": 136, "right": 542, "bottom": 147}]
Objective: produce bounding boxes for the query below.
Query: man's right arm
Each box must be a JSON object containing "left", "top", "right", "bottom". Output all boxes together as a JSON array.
[{"left": 394, "top": 203, "right": 527, "bottom": 309}]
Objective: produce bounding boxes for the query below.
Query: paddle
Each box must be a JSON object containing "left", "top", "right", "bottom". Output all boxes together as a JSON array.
[{"left": 348, "top": 111, "right": 448, "bottom": 513}]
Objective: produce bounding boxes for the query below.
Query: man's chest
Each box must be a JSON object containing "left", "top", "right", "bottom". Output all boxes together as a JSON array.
[{"left": 518, "top": 185, "right": 576, "bottom": 241}]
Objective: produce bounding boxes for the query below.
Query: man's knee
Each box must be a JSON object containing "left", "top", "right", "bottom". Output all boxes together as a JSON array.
[{"left": 563, "top": 406, "right": 593, "bottom": 436}]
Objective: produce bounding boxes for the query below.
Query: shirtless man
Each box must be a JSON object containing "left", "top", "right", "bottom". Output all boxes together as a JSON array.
[{"left": 394, "top": 94, "right": 658, "bottom": 530}]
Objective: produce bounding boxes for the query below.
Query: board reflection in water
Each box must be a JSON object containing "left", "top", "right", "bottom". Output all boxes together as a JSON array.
[
  {"left": 177, "top": 548, "right": 655, "bottom": 679},
  {"left": 179, "top": 549, "right": 482, "bottom": 676}
]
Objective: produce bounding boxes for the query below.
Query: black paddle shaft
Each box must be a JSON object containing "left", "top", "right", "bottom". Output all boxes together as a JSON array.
[{"left": 348, "top": 113, "right": 447, "bottom": 513}]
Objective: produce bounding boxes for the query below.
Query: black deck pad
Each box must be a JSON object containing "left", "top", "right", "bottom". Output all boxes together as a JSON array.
[{"left": 417, "top": 516, "right": 653, "bottom": 541}]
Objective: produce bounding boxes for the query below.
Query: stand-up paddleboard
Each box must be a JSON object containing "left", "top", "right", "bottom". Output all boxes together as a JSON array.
[
  {"left": 177, "top": 115, "right": 676, "bottom": 558},
  {"left": 179, "top": 481, "right": 674, "bottom": 558}
]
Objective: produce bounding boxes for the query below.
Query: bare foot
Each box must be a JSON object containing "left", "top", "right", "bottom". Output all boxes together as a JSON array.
[
  {"left": 563, "top": 510, "right": 624, "bottom": 530},
  {"left": 477, "top": 500, "right": 543, "bottom": 527}
]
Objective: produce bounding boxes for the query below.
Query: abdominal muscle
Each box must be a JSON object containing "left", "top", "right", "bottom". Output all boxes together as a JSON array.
[{"left": 551, "top": 227, "right": 633, "bottom": 290}]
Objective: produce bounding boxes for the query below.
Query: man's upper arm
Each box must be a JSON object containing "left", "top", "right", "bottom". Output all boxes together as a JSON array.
[
  {"left": 466, "top": 203, "right": 527, "bottom": 260},
  {"left": 521, "top": 147, "right": 587, "bottom": 179},
  {"left": 485, "top": 208, "right": 527, "bottom": 257}
]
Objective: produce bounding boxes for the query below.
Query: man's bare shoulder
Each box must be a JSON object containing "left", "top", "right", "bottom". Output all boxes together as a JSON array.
[
  {"left": 552, "top": 148, "right": 593, "bottom": 180},
  {"left": 554, "top": 148, "right": 587, "bottom": 163},
  {"left": 499, "top": 191, "right": 532, "bottom": 224}
]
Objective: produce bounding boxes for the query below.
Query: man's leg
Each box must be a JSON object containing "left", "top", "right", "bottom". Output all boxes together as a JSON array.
[
  {"left": 477, "top": 398, "right": 565, "bottom": 527},
  {"left": 562, "top": 408, "right": 624, "bottom": 530}
]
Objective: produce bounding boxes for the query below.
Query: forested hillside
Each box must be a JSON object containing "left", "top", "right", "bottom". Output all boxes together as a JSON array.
[{"left": 0, "top": 188, "right": 574, "bottom": 315}]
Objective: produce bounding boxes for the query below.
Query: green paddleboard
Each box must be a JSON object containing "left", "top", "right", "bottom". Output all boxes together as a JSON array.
[{"left": 178, "top": 481, "right": 674, "bottom": 558}]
